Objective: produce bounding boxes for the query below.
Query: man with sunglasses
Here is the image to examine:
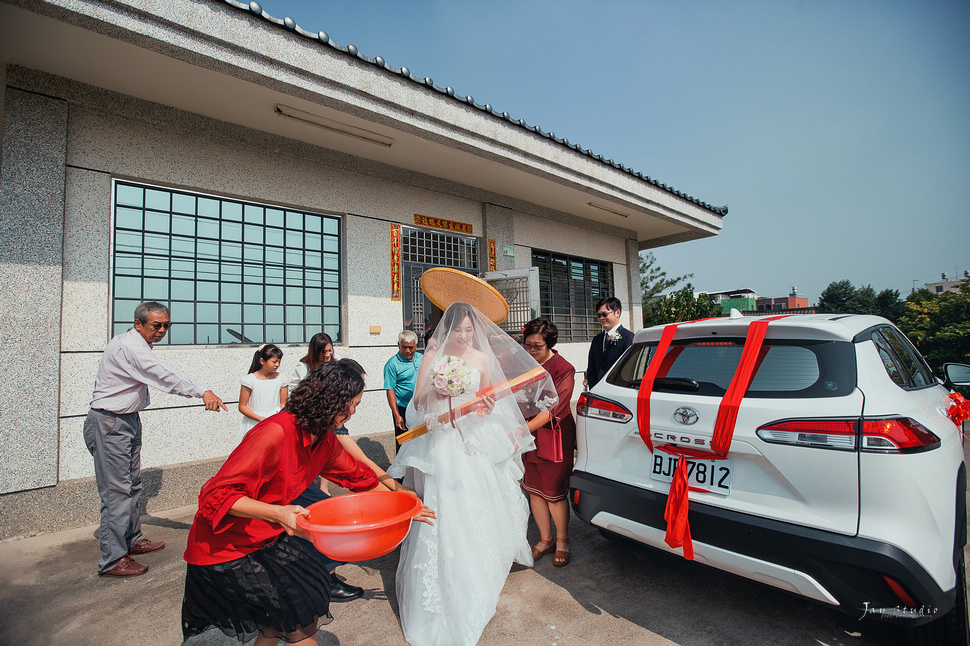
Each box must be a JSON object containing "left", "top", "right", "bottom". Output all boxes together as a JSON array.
[
  {"left": 584, "top": 296, "right": 634, "bottom": 389},
  {"left": 83, "top": 301, "right": 227, "bottom": 577}
]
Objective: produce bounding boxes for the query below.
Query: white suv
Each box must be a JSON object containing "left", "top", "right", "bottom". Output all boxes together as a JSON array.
[{"left": 570, "top": 312, "right": 969, "bottom": 643}]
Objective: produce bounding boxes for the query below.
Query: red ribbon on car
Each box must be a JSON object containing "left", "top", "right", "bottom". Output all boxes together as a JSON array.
[
  {"left": 636, "top": 315, "right": 791, "bottom": 559},
  {"left": 948, "top": 393, "right": 970, "bottom": 438},
  {"left": 636, "top": 322, "right": 684, "bottom": 453},
  {"left": 656, "top": 444, "right": 730, "bottom": 559},
  {"left": 711, "top": 316, "right": 790, "bottom": 456}
]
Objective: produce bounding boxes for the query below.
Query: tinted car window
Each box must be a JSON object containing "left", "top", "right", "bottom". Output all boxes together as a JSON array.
[
  {"left": 607, "top": 338, "right": 856, "bottom": 398},
  {"left": 872, "top": 327, "right": 934, "bottom": 389},
  {"left": 749, "top": 346, "right": 821, "bottom": 391},
  {"left": 873, "top": 332, "right": 907, "bottom": 387}
]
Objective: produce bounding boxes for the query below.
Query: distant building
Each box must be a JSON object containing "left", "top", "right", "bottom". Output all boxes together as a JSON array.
[
  {"left": 925, "top": 272, "right": 968, "bottom": 295},
  {"left": 702, "top": 288, "right": 758, "bottom": 312},
  {"left": 757, "top": 287, "right": 809, "bottom": 312}
]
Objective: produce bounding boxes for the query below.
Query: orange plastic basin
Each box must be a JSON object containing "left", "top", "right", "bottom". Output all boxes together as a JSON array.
[{"left": 296, "top": 491, "right": 422, "bottom": 561}]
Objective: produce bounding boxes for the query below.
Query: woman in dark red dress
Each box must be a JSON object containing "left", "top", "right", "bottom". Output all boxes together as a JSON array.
[{"left": 522, "top": 318, "right": 577, "bottom": 567}]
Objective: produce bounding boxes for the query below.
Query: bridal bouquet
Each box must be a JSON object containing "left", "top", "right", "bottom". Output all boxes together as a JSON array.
[{"left": 430, "top": 356, "right": 472, "bottom": 398}]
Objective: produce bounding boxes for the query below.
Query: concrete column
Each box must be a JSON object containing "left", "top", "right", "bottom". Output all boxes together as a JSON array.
[
  {"left": 625, "top": 238, "right": 642, "bottom": 332},
  {"left": 0, "top": 87, "right": 68, "bottom": 493},
  {"left": 482, "top": 203, "right": 516, "bottom": 272},
  {"left": 0, "top": 63, "right": 6, "bottom": 173}
]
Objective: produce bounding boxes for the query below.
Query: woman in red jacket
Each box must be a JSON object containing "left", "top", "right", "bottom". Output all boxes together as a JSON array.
[{"left": 181, "top": 361, "right": 430, "bottom": 645}]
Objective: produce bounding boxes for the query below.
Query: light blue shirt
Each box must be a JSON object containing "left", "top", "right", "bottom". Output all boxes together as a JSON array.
[{"left": 383, "top": 351, "right": 423, "bottom": 408}]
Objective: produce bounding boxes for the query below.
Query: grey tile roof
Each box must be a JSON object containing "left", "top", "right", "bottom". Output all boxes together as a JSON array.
[{"left": 225, "top": 0, "right": 727, "bottom": 217}]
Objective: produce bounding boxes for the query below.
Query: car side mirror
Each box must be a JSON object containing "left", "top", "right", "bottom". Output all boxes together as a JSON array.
[{"left": 942, "top": 363, "right": 970, "bottom": 388}]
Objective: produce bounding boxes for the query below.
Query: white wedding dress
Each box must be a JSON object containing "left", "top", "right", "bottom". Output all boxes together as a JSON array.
[{"left": 388, "top": 369, "right": 534, "bottom": 646}]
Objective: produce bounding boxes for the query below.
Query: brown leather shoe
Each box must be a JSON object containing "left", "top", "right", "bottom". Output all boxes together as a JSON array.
[
  {"left": 100, "top": 555, "right": 148, "bottom": 577},
  {"left": 129, "top": 538, "right": 165, "bottom": 555}
]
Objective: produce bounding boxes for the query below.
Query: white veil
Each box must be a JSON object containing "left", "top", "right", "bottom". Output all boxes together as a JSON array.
[{"left": 391, "top": 302, "right": 558, "bottom": 476}]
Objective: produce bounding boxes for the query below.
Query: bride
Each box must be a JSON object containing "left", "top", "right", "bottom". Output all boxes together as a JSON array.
[{"left": 388, "top": 302, "right": 558, "bottom": 646}]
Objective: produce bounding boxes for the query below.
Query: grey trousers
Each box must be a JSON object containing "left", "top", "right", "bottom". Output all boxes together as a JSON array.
[{"left": 83, "top": 408, "right": 144, "bottom": 573}]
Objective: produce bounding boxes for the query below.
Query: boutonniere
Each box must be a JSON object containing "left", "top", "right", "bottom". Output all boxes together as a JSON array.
[{"left": 607, "top": 329, "right": 621, "bottom": 345}]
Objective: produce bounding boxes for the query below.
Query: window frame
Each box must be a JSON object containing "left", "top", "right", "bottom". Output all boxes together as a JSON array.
[
  {"left": 531, "top": 248, "right": 614, "bottom": 343},
  {"left": 869, "top": 327, "right": 935, "bottom": 390},
  {"left": 109, "top": 180, "right": 343, "bottom": 346},
  {"left": 400, "top": 226, "right": 478, "bottom": 272}
]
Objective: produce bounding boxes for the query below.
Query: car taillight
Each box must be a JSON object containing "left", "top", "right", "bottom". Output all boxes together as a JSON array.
[
  {"left": 860, "top": 418, "right": 940, "bottom": 454},
  {"left": 756, "top": 419, "right": 858, "bottom": 451},
  {"left": 756, "top": 417, "right": 941, "bottom": 454},
  {"left": 577, "top": 394, "right": 633, "bottom": 424}
]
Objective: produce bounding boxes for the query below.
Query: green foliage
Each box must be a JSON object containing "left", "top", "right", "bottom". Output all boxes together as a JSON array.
[
  {"left": 816, "top": 280, "right": 885, "bottom": 316},
  {"left": 639, "top": 252, "right": 692, "bottom": 326},
  {"left": 816, "top": 281, "right": 907, "bottom": 322},
  {"left": 644, "top": 284, "right": 722, "bottom": 326},
  {"left": 640, "top": 252, "right": 691, "bottom": 300},
  {"left": 875, "top": 288, "right": 907, "bottom": 321},
  {"left": 816, "top": 279, "right": 857, "bottom": 314},
  {"left": 817, "top": 278, "right": 970, "bottom": 374},
  {"left": 853, "top": 285, "right": 878, "bottom": 315},
  {"left": 897, "top": 279, "right": 970, "bottom": 373}
]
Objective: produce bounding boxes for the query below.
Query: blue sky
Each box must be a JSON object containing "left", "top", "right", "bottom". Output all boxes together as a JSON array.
[{"left": 257, "top": 0, "right": 969, "bottom": 303}]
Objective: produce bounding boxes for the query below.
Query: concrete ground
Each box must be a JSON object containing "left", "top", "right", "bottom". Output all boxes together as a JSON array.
[{"left": 0, "top": 500, "right": 923, "bottom": 646}]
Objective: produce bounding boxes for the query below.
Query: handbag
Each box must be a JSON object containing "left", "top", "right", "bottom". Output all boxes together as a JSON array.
[{"left": 535, "top": 414, "right": 563, "bottom": 463}]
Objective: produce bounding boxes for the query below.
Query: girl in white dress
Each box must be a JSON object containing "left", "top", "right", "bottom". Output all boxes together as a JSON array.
[
  {"left": 237, "top": 344, "right": 287, "bottom": 442},
  {"left": 388, "top": 302, "right": 558, "bottom": 646}
]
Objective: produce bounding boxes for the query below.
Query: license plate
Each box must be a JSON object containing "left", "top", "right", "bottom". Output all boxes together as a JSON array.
[{"left": 650, "top": 453, "right": 733, "bottom": 495}]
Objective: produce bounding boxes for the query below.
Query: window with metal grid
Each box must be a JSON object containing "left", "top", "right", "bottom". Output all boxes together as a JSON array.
[
  {"left": 401, "top": 226, "right": 478, "bottom": 271},
  {"left": 532, "top": 249, "right": 614, "bottom": 342},
  {"left": 111, "top": 181, "right": 341, "bottom": 345},
  {"left": 488, "top": 275, "right": 532, "bottom": 335}
]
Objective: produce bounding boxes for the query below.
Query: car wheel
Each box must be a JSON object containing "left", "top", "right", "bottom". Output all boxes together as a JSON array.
[{"left": 907, "top": 551, "right": 969, "bottom": 646}]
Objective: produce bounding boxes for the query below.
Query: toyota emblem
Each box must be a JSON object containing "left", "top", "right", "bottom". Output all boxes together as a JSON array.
[{"left": 673, "top": 407, "right": 699, "bottom": 426}]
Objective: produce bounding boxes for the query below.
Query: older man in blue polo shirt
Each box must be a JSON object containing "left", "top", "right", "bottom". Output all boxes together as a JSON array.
[{"left": 384, "top": 330, "right": 422, "bottom": 452}]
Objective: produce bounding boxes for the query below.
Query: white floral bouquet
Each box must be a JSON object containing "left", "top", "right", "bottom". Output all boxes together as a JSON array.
[{"left": 430, "top": 356, "right": 472, "bottom": 398}]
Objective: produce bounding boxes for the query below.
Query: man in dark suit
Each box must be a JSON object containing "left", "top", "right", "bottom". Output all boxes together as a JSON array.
[{"left": 585, "top": 296, "right": 635, "bottom": 389}]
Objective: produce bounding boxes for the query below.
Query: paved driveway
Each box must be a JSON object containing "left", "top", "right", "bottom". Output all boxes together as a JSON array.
[{"left": 0, "top": 502, "right": 918, "bottom": 645}]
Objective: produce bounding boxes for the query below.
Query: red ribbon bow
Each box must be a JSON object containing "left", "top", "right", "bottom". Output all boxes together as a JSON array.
[{"left": 948, "top": 393, "right": 970, "bottom": 433}]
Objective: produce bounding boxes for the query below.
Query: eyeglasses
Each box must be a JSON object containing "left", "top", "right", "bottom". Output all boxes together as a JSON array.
[
  {"left": 143, "top": 321, "right": 172, "bottom": 331},
  {"left": 596, "top": 310, "right": 616, "bottom": 319},
  {"left": 524, "top": 343, "right": 547, "bottom": 351}
]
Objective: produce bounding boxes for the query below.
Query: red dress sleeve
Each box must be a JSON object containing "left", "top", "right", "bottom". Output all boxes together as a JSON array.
[
  {"left": 551, "top": 358, "right": 576, "bottom": 424},
  {"left": 197, "top": 422, "right": 286, "bottom": 533},
  {"left": 316, "top": 432, "right": 381, "bottom": 492}
]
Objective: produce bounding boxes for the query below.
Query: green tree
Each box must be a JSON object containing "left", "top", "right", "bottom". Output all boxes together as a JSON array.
[
  {"left": 640, "top": 252, "right": 691, "bottom": 326},
  {"left": 816, "top": 280, "right": 904, "bottom": 319},
  {"left": 897, "top": 279, "right": 970, "bottom": 373},
  {"left": 908, "top": 287, "right": 937, "bottom": 306},
  {"left": 816, "top": 279, "right": 856, "bottom": 313},
  {"left": 852, "top": 285, "right": 878, "bottom": 315},
  {"left": 648, "top": 284, "right": 722, "bottom": 325},
  {"left": 875, "top": 288, "right": 906, "bottom": 322}
]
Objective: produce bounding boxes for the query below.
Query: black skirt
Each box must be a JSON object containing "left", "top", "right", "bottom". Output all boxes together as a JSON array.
[{"left": 181, "top": 534, "right": 334, "bottom": 643}]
